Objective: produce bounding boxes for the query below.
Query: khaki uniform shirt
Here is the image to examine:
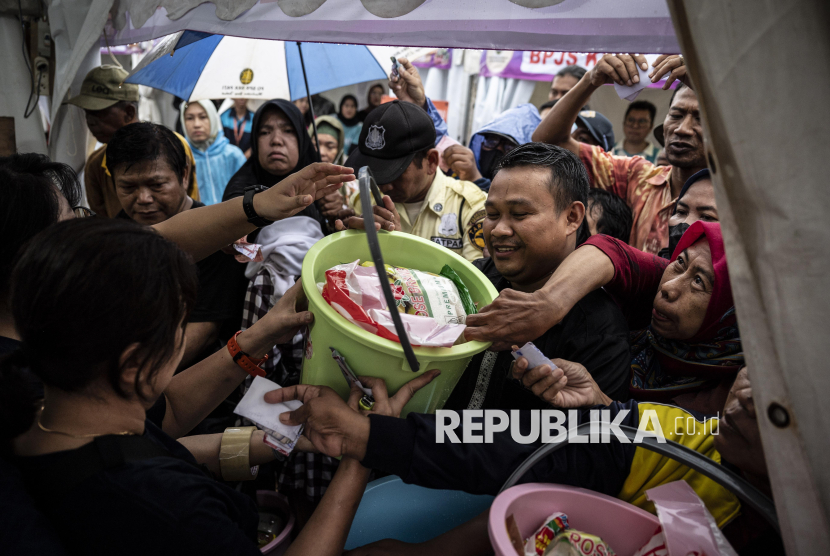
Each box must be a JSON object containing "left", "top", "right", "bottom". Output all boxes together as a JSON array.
[{"left": 351, "top": 170, "right": 487, "bottom": 262}]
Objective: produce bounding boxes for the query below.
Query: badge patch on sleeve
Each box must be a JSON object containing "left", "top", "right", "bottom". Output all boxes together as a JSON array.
[
  {"left": 467, "top": 209, "right": 486, "bottom": 251},
  {"left": 431, "top": 237, "right": 463, "bottom": 249}
]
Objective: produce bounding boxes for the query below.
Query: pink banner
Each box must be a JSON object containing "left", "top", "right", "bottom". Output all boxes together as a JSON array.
[
  {"left": 480, "top": 51, "right": 679, "bottom": 89},
  {"left": 480, "top": 51, "right": 603, "bottom": 81}
]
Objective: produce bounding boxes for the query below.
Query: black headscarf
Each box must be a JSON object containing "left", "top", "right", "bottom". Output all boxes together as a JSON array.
[
  {"left": 356, "top": 85, "right": 384, "bottom": 123},
  {"left": 223, "top": 99, "right": 325, "bottom": 229},
  {"left": 337, "top": 94, "right": 361, "bottom": 128}
]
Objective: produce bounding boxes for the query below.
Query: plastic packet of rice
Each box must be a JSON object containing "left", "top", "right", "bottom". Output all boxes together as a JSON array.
[
  {"left": 319, "top": 260, "right": 468, "bottom": 347},
  {"left": 234, "top": 376, "right": 304, "bottom": 457}
]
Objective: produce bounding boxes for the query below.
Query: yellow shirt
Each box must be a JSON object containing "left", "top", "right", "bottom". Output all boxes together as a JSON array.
[
  {"left": 618, "top": 402, "right": 742, "bottom": 529},
  {"left": 351, "top": 171, "right": 487, "bottom": 262}
]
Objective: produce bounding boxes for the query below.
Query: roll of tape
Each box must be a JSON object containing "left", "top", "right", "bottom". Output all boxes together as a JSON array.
[{"left": 219, "top": 426, "right": 259, "bottom": 482}]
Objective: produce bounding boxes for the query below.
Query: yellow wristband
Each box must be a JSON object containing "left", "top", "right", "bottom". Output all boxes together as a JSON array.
[{"left": 219, "top": 426, "right": 259, "bottom": 482}]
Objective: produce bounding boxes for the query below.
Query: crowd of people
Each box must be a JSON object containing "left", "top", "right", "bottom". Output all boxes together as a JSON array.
[{"left": 0, "top": 51, "right": 781, "bottom": 556}]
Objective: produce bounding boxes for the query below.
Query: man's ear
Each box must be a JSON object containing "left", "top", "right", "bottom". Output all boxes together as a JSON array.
[
  {"left": 426, "top": 148, "right": 440, "bottom": 176},
  {"left": 564, "top": 201, "right": 586, "bottom": 236},
  {"left": 123, "top": 102, "right": 138, "bottom": 124}
]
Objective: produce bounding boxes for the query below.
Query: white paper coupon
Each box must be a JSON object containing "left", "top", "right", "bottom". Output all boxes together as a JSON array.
[{"left": 234, "top": 376, "right": 304, "bottom": 456}]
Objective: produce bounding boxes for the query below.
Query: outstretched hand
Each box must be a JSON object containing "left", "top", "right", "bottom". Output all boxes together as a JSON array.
[
  {"left": 464, "top": 289, "right": 563, "bottom": 351},
  {"left": 389, "top": 57, "right": 426, "bottom": 108},
  {"left": 512, "top": 356, "right": 610, "bottom": 407},
  {"left": 253, "top": 162, "right": 355, "bottom": 222},
  {"left": 442, "top": 145, "right": 483, "bottom": 182},
  {"left": 649, "top": 54, "right": 692, "bottom": 90},
  {"left": 589, "top": 54, "right": 649, "bottom": 87},
  {"left": 318, "top": 190, "right": 347, "bottom": 219},
  {"left": 353, "top": 370, "right": 440, "bottom": 418},
  {"left": 335, "top": 195, "right": 401, "bottom": 232},
  {"left": 256, "top": 280, "right": 313, "bottom": 345},
  {"left": 263, "top": 371, "right": 440, "bottom": 459}
]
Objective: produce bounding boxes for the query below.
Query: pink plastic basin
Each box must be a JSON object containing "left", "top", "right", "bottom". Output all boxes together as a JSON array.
[
  {"left": 257, "top": 490, "right": 296, "bottom": 555},
  {"left": 488, "top": 484, "right": 659, "bottom": 556}
]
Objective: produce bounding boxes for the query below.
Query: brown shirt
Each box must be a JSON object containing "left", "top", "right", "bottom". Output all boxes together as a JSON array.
[
  {"left": 84, "top": 132, "right": 200, "bottom": 218},
  {"left": 578, "top": 143, "right": 674, "bottom": 254}
]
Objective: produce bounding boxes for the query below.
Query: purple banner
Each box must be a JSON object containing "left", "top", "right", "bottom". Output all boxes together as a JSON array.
[
  {"left": 412, "top": 48, "right": 453, "bottom": 70},
  {"left": 480, "top": 51, "right": 679, "bottom": 89}
]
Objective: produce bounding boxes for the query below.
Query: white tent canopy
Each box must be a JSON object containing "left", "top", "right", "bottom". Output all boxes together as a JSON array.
[{"left": 106, "top": 0, "right": 679, "bottom": 53}]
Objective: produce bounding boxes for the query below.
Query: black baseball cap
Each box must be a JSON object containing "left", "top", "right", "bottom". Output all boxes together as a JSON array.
[
  {"left": 576, "top": 110, "right": 615, "bottom": 152},
  {"left": 345, "top": 100, "right": 436, "bottom": 184}
]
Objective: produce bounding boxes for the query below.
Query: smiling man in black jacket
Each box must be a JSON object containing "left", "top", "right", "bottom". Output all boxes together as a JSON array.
[{"left": 445, "top": 143, "right": 631, "bottom": 411}]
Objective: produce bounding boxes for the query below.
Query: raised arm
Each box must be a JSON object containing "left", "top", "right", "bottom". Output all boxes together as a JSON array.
[
  {"left": 464, "top": 244, "right": 615, "bottom": 351},
  {"left": 389, "top": 57, "right": 447, "bottom": 143},
  {"left": 532, "top": 54, "right": 649, "bottom": 155},
  {"left": 152, "top": 163, "right": 354, "bottom": 261},
  {"left": 160, "top": 281, "right": 311, "bottom": 439}
]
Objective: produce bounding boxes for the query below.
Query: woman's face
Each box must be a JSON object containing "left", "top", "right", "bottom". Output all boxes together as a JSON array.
[
  {"left": 184, "top": 103, "right": 210, "bottom": 143},
  {"left": 341, "top": 98, "right": 357, "bottom": 119},
  {"left": 257, "top": 108, "right": 300, "bottom": 176},
  {"left": 314, "top": 133, "right": 339, "bottom": 164},
  {"left": 368, "top": 86, "right": 383, "bottom": 107},
  {"left": 669, "top": 178, "right": 718, "bottom": 227},
  {"left": 293, "top": 97, "right": 309, "bottom": 115},
  {"left": 651, "top": 238, "right": 714, "bottom": 340}
]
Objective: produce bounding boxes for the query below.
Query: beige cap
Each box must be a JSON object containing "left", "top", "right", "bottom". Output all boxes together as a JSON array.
[{"left": 65, "top": 65, "right": 139, "bottom": 111}]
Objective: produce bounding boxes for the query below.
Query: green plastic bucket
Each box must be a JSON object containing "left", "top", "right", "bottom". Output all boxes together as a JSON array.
[{"left": 301, "top": 230, "right": 498, "bottom": 417}]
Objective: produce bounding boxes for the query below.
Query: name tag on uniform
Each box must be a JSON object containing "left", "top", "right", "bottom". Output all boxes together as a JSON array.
[{"left": 431, "top": 236, "right": 463, "bottom": 249}]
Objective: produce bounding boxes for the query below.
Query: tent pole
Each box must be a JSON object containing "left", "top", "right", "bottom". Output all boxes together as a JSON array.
[{"left": 296, "top": 42, "right": 321, "bottom": 163}]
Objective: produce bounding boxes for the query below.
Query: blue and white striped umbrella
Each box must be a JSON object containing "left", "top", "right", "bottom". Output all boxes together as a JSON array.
[{"left": 125, "top": 31, "right": 389, "bottom": 102}]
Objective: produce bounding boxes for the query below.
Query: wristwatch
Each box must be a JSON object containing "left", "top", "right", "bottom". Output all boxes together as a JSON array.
[
  {"left": 242, "top": 185, "right": 274, "bottom": 228},
  {"left": 227, "top": 331, "right": 268, "bottom": 377}
]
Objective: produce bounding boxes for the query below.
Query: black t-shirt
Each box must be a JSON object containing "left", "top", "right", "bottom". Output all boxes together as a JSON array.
[
  {"left": 1, "top": 335, "right": 67, "bottom": 556},
  {"left": 117, "top": 201, "right": 248, "bottom": 345},
  {"left": 445, "top": 258, "right": 631, "bottom": 410},
  {"left": 17, "top": 417, "right": 260, "bottom": 556},
  {"left": 0, "top": 335, "right": 44, "bottom": 399},
  {"left": 0, "top": 458, "right": 68, "bottom": 555},
  {"left": 0, "top": 334, "right": 20, "bottom": 355}
]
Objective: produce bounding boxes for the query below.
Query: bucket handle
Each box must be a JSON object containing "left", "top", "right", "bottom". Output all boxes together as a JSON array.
[
  {"left": 358, "top": 166, "right": 420, "bottom": 372},
  {"left": 499, "top": 422, "right": 779, "bottom": 534}
]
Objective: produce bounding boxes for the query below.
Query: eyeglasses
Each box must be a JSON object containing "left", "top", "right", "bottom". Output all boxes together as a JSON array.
[
  {"left": 625, "top": 118, "right": 651, "bottom": 128},
  {"left": 73, "top": 206, "right": 96, "bottom": 218},
  {"left": 481, "top": 135, "right": 519, "bottom": 153}
]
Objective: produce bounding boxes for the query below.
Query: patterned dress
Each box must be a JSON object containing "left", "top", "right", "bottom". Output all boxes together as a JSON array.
[{"left": 240, "top": 272, "right": 339, "bottom": 502}]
